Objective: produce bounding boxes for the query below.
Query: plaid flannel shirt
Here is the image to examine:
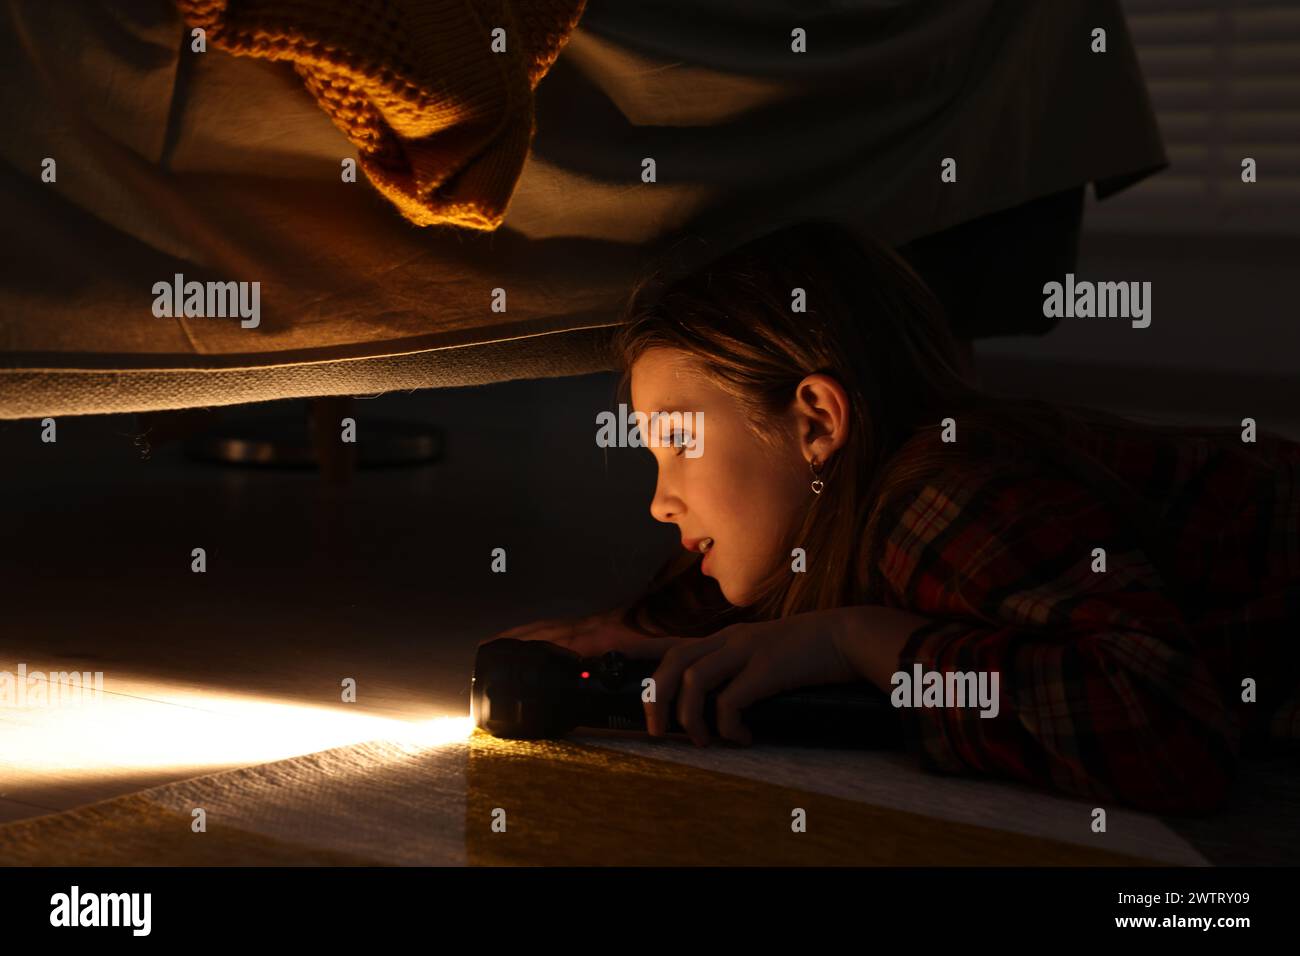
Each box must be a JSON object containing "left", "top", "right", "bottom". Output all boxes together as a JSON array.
[{"left": 874, "top": 421, "right": 1300, "bottom": 814}]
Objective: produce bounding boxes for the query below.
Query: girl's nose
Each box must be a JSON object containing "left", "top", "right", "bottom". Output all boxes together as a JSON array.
[{"left": 649, "top": 481, "right": 677, "bottom": 524}]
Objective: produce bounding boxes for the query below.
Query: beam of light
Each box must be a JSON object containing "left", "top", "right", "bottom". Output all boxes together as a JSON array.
[
  {"left": 1, "top": 676, "right": 475, "bottom": 785},
  {"left": 392, "top": 715, "right": 477, "bottom": 747}
]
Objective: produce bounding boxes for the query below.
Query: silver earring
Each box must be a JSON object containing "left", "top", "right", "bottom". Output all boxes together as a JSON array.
[{"left": 810, "top": 457, "right": 825, "bottom": 495}]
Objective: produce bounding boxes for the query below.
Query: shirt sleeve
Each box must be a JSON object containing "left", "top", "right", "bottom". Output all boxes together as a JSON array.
[{"left": 878, "top": 461, "right": 1241, "bottom": 814}]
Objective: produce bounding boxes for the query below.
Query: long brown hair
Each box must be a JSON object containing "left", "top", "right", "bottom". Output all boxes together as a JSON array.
[{"left": 610, "top": 220, "right": 1277, "bottom": 627}]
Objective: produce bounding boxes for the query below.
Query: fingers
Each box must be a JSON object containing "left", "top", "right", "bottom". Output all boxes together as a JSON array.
[
  {"left": 713, "top": 658, "right": 785, "bottom": 747},
  {"left": 643, "top": 627, "right": 776, "bottom": 747},
  {"left": 486, "top": 617, "right": 571, "bottom": 642},
  {"left": 549, "top": 631, "right": 686, "bottom": 662},
  {"left": 484, "top": 612, "right": 675, "bottom": 660},
  {"left": 486, "top": 615, "right": 601, "bottom": 647},
  {"left": 486, "top": 609, "right": 620, "bottom": 645},
  {"left": 611, "top": 635, "right": 684, "bottom": 660},
  {"left": 644, "top": 635, "right": 725, "bottom": 743},
  {"left": 674, "top": 642, "right": 752, "bottom": 746}
]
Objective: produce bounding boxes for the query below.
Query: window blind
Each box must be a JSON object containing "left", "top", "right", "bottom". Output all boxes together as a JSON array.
[{"left": 1086, "top": 0, "right": 1300, "bottom": 234}]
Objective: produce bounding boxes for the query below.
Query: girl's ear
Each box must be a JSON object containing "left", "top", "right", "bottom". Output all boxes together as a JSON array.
[{"left": 793, "top": 374, "right": 851, "bottom": 458}]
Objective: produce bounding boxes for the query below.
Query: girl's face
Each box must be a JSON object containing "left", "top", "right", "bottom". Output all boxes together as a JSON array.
[{"left": 630, "top": 347, "right": 847, "bottom": 607}]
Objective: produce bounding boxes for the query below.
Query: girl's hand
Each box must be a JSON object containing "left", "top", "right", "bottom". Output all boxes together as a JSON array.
[
  {"left": 644, "top": 611, "right": 860, "bottom": 746},
  {"left": 483, "top": 606, "right": 689, "bottom": 660},
  {"left": 645, "top": 605, "right": 935, "bottom": 746}
]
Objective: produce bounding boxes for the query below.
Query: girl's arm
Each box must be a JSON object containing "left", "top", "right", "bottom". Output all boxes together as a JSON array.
[
  {"left": 647, "top": 463, "right": 1239, "bottom": 814},
  {"left": 827, "top": 605, "right": 936, "bottom": 689},
  {"left": 857, "top": 462, "right": 1239, "bottom": 815}
]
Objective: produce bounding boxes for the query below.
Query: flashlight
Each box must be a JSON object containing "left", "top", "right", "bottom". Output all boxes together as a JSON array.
[{"left": 472, "top": 638, "right": 902, "bottom": 748}]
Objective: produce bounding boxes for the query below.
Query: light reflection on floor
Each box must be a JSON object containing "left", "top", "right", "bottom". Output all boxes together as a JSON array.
[{"left": 2, "top": 672, "right": 473, "bottom": 779}]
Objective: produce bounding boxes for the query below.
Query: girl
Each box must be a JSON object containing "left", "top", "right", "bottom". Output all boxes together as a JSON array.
[{"left": 496, "top": 221, "right": 1300, "bottom": 815}]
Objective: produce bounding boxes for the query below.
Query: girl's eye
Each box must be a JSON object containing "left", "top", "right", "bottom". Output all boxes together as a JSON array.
[{"left": 668, "top": 431, "right": 691, "bottom": 456}]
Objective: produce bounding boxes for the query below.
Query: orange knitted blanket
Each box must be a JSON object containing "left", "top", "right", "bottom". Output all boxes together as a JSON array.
[{"left": 176, "top": 0, "right": 587, "bottom": 230}]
